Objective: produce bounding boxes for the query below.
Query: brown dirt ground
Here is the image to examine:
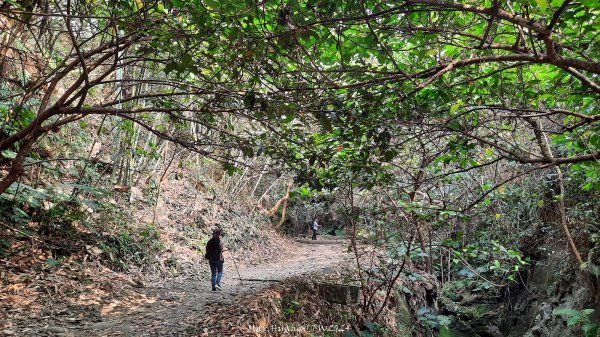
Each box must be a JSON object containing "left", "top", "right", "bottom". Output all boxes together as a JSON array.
[{"left": 1, "top": 239, "right": 351, "bottom": 337}]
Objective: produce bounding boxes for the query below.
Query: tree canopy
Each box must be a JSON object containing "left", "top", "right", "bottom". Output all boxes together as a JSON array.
[{"left": 1, "top": 0, "right": 599, "bottom": 200}]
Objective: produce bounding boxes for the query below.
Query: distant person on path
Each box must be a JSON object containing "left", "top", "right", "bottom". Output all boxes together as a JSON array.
[
  {"left": 311, "top": 217, "right": 319, "bottom": 240},
  {"left": 205, "top": 228, "right": 225, "bottom": 292}
]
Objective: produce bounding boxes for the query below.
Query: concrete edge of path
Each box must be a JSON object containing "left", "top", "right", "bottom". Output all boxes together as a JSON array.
[{"left": 295, "top": 238, "right": 347, "bottom": 244}]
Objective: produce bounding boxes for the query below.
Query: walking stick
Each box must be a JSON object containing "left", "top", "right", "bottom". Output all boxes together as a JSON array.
[{"left": 229, "top": 250, "right": 243, "bottom": 285}]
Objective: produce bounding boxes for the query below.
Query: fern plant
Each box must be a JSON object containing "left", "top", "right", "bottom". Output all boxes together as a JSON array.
[{"left": 553, "top": 308, "right": 600, "bottom": 337}]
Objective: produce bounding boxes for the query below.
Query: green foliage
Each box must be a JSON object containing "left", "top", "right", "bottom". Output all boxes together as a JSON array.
[
  {"left": 97, "top": 225, "right": 164, "bottom": 271},
  {"left": 0, "top": 236, "right": 10, "bottom": 256},
  {"left": 334, "top": 229, "right": 346, "bottom": 236},
  {"left": 417, "top": 307, "right": 452, "bottom": 329},
  {"left": 0, "top": 174, "right": 108, "bottom": 260},
  {"left": 0, "top": 146, "right": 164, "bottom": 270},
  {"left": 46, "top": 257, "right": 62, "bottom": 267},
  {"left": 553, "top": 308, "right": 600, "bottom": 337},
  {"left": 438, "top": 326, "right": 452, "bottom": 337},
  {"left": 443, "top": 236, "right": 528, "bottom": 286},
  {"left": 281, "top": 298, "right": 301, "bottom": 318}
]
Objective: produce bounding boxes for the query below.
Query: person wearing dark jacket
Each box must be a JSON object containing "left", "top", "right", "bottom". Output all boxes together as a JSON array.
[{"left": 205, "top": 228, "right": 225, "bottom": 291}]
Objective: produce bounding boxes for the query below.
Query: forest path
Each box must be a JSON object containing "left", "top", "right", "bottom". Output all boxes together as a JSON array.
[{"left": 42, "top": 239, "right": 351, "bottom": 337}]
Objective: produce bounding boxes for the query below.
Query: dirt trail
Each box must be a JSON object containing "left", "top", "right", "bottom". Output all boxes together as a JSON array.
[{"left": 24, "top": 240, "right": 351, "bottom": 337}]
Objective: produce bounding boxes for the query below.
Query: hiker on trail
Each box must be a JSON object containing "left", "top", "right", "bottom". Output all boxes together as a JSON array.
[
  {"left": 205, "top": 228, "right": 225, "bottom": 292},
  {"left": 311, "top": 217, "right": 319, "bottom": 240}
]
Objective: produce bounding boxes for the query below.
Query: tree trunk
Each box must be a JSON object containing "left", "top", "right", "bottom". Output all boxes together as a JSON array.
[
  {"left": 526, "top": 117, "right": 583, "bottom": 265},
  {"left": 0, "top": 138, "right": 34, "bottom": 195},
  {"left": 263, "top": 180, "right": 292, "bottom": 218}
]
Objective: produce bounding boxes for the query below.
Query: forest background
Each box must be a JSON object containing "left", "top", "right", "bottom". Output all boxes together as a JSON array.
[{"left": 1, "top": 0, "right": 600, "bottom": 336}]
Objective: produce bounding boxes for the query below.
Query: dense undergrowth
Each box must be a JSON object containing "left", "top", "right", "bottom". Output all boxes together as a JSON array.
[
  {"left": 0, "top": 118, "right": 285, "bottom": 277},
  {"left": 275, "top": 167, "right": 600, "bottom": 336}
]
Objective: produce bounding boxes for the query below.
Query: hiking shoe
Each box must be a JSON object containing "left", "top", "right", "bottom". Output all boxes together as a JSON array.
[
  {"left": 211, "top": 287, "right": 217, "bottom": 292},
  {"left": 215, "top": 284, "right": 222, "bottom": 291}
]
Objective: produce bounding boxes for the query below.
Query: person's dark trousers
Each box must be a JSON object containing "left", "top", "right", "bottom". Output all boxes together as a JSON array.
[
  {"left": 209, "top": 260, "right": 224, "bottom": 290},
  {"left": 312, "top": 229, "right": 317, "bottom": 240}
]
